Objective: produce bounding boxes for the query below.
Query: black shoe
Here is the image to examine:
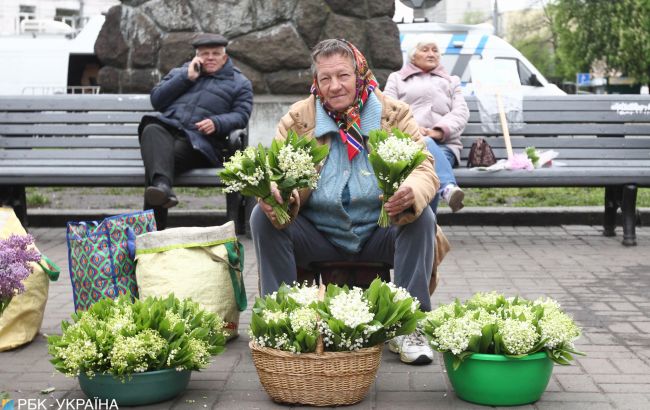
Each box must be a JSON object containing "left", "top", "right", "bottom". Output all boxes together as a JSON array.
[{"left": 145, "top": 182, "right": 179, "bottom": 208}]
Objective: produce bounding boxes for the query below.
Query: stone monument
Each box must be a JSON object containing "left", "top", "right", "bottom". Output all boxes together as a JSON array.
[{"left": 95, "top": 0, "right": 403, "bottom": 94}]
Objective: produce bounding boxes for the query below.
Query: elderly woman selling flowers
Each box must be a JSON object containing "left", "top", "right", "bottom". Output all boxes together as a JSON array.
[{"left": 250, "top": 39, "right": 447, "bottom": 365}]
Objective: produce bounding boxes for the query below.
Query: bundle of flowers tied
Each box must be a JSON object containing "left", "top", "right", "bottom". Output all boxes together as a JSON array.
[
  {"left": 219, "top": 130, "right": 329, "bottom": 225},
  {"left": 367, "top": 129, "right": 428, "bottom": 227},
  {"left": 47, "top": 294, "right": 227, "bottom": 379},
  {"left": 250, "top": 278, "right": 424, "bottom": 353},
  {"left": 421, "top": 291, "right": 583, "bottom": 370}
]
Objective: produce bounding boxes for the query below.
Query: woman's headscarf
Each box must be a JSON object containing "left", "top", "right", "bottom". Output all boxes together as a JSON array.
[{"left": 310, "top": 39, "right": 378, "bottom": 161}]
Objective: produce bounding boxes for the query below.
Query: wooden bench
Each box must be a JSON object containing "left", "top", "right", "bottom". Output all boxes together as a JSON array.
[
  {"left": 456, "top": 94, "right": 650, "bottom": 246},
  {"left": 0, "top": 94, "right": 248, "bottom": 233}
]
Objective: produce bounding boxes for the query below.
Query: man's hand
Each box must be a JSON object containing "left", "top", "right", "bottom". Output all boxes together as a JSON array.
[
  {"left": 195, "top": 119, "right": 216, "bottom": 135},
  {"left": 419, "top": 126, "right": 444, "bottom": 142},
  {"left": 383, "top": 185, "right": 415, "bottom": 217},
  {"left": 259, "top": 186, "right": 300, "bottom": 225},
  {"left": 188, "top": 56, "right": 203, "bottom": 81}
]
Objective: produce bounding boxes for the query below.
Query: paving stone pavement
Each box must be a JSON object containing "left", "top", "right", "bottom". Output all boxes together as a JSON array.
[{"left": 2, "top": 225, "right": 650, "bottom": 409}]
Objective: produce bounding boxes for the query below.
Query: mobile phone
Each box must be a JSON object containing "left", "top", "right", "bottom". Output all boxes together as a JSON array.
[{"left": 193, "top": 62, "right": 202, "bottom": 73}]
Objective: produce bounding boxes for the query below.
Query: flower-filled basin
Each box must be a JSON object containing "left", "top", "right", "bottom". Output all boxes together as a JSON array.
[
  {"left": 48, "top": 294, "right": 227, "bottom": 404},
  {"left": 249, "top": 279, "right": 424, "bottom": 406},
  {"left": 422, "top": 292, "right": 583, "bottom": 406},
  {"left": 443, "top": 351, "right": 553, "bottom": 406}
]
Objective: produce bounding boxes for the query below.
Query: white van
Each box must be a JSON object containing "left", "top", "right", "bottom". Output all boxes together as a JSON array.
[{"left": 397, "top": 22, "right": 565, "bottom": 96}]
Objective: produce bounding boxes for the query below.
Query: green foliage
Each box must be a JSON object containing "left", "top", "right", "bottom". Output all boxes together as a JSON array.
[
  {"left": 548, "top": 0, "right": 650, "bottom": 84},
  {"left": 26, "top": 191, "right": 50, "bottom": 207},
  {"left": 47, "top": 295, "right": 226, "bottom": 379}
]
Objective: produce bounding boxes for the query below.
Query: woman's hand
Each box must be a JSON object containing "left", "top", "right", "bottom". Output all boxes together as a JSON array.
[
  {"left": 419, "top": 126, "right": 444, "bottom": 141},
  {"left": 383, "top": 185, "right": 415, "bottom": 217},
  {"left": 259, "top": 186, "right": 300, "bottom": 224}
]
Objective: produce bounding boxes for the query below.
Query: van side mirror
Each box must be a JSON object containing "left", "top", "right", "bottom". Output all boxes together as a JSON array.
[{"left": 529, "top": 74, "right": 543, "bottom": 87}]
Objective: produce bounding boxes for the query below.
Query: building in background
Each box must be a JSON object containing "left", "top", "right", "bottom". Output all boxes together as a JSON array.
[
  {"left": 0, "top": 0, "right": 117, "bottom": 95},
  {"left": 0, "top": 0, "right": 117, "bottom": 34}
]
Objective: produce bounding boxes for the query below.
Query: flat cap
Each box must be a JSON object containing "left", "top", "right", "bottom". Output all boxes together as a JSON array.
[{"left": 191, "top": 33, "right": 228, "bottom": 48}]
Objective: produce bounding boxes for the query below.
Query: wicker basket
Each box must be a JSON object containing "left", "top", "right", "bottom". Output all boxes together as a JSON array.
[{"left": 249, "top": 340, "right": 382, "bottom": 406}]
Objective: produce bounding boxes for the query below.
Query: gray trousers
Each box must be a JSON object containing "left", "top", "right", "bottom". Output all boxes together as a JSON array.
[{"left": 250, "top": 205, "right": 436, "bottom": 311}]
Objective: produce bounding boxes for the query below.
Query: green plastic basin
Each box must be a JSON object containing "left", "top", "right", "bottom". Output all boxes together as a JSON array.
[
  {"left": 443, "top": 351, "right": 553, "bottom": 406},
  {"left": 78, "top": 368, "right": 191, "bottom": 406}
]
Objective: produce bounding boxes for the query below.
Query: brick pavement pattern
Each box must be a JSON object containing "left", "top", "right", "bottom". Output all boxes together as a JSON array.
[{"left": 1, "top": 225, "right": 649, "bottom": 409}]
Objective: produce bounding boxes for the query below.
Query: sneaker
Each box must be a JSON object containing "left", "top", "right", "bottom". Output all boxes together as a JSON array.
[
  {"left": 388, "top": 331, "right": 433, "bottom": 365},
  {"left": 442, "top": 185, "right": 464, "bottom": 213}
]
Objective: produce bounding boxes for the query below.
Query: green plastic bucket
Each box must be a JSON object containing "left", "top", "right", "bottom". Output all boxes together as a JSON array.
[
  {"left": 78, "top": 368, "right": 191, "bottom": 406},
  {"left": 443, "top": 352, "right": 553, "bottom": 406}
]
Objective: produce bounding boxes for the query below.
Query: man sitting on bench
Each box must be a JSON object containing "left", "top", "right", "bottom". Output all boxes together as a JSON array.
[
  {"left": 138, "top": 33, "right": 253, "bottom": 228},
  {"left": 250, "top": 39, "right": 443, "bottom": 365}
]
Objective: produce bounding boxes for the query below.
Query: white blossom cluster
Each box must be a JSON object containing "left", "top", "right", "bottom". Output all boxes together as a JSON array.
[
  {"left": 222, "top": 147, "right": 267, "bottom": 193},
  {"left": 276, "top": 145, "right": 320, "bottom": 189},
  {"left": 251, "top": 332, "right": 295, "bottom": 352},
  {"left": 262, "top": 309, "right": 288, "bottom": 323},
  {"left": 288, "top": 284, "right": 319, "bottom": 306},
  {"left": 467, "top": 291, "right": 501, "bottom": 308},
  {"left": 328, "top": 288, "right": 374, "bottom": 328},
  {"left": 375, "top": 135, "right": 423, "bottom": 164},
  {"left": 289, "top": 306, "right": 319, "bottom": 333},
  {"left": 110, "top": 329, "right": 166, "bottom": 373},
  {"left": 430, "top": 315, "right": 483, "bottom": 355},
  {"left": 318, "top": 321, "right": 368, "bottom": 351},
  {"left": 499, "top": 318, "right": 539, "bottom": 355},
  {"left": 538, "top": 309, "right": 581, "bottom": 349}
]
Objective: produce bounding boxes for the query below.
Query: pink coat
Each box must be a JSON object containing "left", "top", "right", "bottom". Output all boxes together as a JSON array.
[{"left": 383, "top": 63, "right": 469, "bottom": 163}]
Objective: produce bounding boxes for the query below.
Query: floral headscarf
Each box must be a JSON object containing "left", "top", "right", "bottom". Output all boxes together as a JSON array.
[{"left": 310, "top": 39, "right": 378, "bottom": 161}]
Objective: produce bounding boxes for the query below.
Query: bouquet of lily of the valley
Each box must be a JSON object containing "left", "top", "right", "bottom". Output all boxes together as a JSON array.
[
  {"left": 220, "top": 130, "right": 328, "bottom": 225},
  {"left": 0, "top": 234, "right": 41, "bottom": 316},
  {"left": 249, "top": 278, "right": 424, "bottom": 353},
  {"left": 422, "top": 292, "right": 583, "bottom": 370},
  {"left": 48, "top": 294, "right": 226, "bottom": 379},
  {"left": 367, "top": 128, "right": 428, "bottom": 227}
]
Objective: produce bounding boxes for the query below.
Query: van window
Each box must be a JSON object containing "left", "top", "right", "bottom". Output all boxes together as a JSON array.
[
  {"left": 495, "top": 57, "right": 536, "bottom": 86},
  {"left": 440, "top": 54, "right": 481, "bottom": 82}
]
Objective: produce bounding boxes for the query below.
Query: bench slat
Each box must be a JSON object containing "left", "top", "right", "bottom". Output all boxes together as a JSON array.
[
  {"left": 0, "top": 150, "right": 143, "bottom": 160},
  {"left": 0, "top": 112, "right": 150, "bottom": 124},
  {"left": 1, "top": 137, "right": 140, "bottom": 148},
  {"left": 0, "top": 95, "right": 153, "bottom": 111},
  {"left": 0, "top": 167, "right": 222, "bottom": 187},
  {"left": 463, "top": 123, "right": 650, "bottom": 135},
  {"left": 468, "top": 111, "right": 650, "bottom": 123},
  {"left": 1, "top": 124, "right": 138, "bottom": 135}
]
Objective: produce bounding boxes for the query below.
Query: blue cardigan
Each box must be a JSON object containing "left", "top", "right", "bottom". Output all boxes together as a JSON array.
[{"left": 300, "top": 93, "right": 383, "bottom": 254}]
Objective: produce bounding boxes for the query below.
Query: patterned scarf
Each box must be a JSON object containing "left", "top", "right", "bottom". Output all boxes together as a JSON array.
[{"left": 311, "top": 39, "right": 378, "bottom": 161}]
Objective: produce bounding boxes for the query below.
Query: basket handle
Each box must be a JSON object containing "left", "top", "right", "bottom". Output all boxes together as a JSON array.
[{"left": 316, "top": 284, "right": 326, "bottom": 355}]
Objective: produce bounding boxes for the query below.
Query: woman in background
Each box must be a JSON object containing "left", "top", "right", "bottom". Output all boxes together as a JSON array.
[{"left": 384, "top": 38, "right": 469, "bottom": 213}]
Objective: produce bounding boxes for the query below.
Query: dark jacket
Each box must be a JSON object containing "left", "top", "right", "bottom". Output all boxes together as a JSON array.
[{"left": 142, "top": 58, "right": 253, "bottom": 165}]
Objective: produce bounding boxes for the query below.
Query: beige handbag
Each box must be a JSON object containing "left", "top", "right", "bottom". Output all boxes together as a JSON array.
[{"left": 134, "top": 221, "right": 246, "bottom": 339}]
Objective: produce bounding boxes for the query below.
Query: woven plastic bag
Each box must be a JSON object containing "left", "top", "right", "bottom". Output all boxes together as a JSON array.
[
  {"left": 66, "top": 210, "right": 157, "bottom": 311},
  {"left": 0, "top": 207, "right": 59, "bottom": 351},
  {"left": 135, "top": 221, "right": 246, "bottom": 339}
]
